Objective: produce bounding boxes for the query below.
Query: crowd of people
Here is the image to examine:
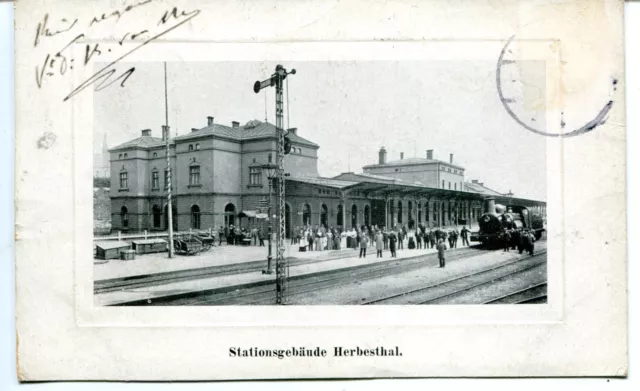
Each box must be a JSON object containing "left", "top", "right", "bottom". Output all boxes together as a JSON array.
[{"left": 500, "top": 227, "right": 536, "bottom": 255}]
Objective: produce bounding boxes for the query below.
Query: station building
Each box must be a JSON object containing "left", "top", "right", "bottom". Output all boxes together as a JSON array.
[{"left": 108, "top": 117, "right": 546, "bottom": 236}]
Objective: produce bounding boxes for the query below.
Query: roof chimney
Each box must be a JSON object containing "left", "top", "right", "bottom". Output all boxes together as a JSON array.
[
  {"left": 400, "top": 152, "right": 404, "bottom": 160},
  {"left": 232, "top": 121, "right": 240, "bottom": 128},
  {"left": 426, "top": 149, "right": 433, "bottom": 160},
  {"left": 141, "top": 129, "right": 151, "bottom": 137},
  {"left": 207, "top": 116, "right": 214, "bottom": 126},
  {"left": 161, "top": 125, "right": 169, "bottom": 141},
  {"left": 191, "top": 128, "right": 199, "bottom": 133},
  {"left": 472, "top": 179, "right": 478, "bottom": 183},
  {"left": 287, "top": 127, "right": 297, "bottom": 135},
  {"left": 479, "top": 182, "right": 484, "bottom": 186},
  {"left": 378, "top": 147, "right": 387, "bottom": 164},
  {"left": 449, "top": 153, "right": 454, "bottom": 163}
]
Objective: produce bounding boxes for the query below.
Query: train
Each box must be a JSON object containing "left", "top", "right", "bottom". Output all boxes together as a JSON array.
[{"left": 470, "top": 197, "right": 545, "bottom": 247}]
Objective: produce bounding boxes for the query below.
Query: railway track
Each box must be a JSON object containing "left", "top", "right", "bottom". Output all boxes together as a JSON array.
[
  {"left": 483, "top": 282, "right": 547, "bottom": 304},
  {"left": 362, "top": 251, "right": 547, "bottom": 305},
  {"left": 95, "top": 249, "right": 388, "bottom": 294},
  {"left": 143, "top": 247, "right": 483, "bottom": 306}
]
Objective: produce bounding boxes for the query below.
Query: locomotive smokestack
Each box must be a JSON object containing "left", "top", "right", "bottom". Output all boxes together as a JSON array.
[{"left": 484, "top": 197, "right": 496, "bottom": 214}]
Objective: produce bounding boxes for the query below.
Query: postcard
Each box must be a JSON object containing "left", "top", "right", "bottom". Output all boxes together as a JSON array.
[{"left": 15, "top": 0, "right": 627, "bottom": 380}]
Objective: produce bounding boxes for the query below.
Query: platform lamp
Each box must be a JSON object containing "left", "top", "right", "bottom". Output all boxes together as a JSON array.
[{"left": 261, "top": 163, "right": 279, "bottom": 274}]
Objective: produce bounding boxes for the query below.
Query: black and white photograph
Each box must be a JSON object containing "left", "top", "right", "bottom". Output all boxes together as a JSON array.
[
  {"left": 92, "top": 60, "right": 548, "bottom": 306},
  {"left": 15, "top": 0, "right": 627, "bottom": 381}
]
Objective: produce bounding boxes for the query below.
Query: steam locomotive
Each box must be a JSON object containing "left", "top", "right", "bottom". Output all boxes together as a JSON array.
[{"left": 470, "top": 198, "right": 545, "bottom": 246}]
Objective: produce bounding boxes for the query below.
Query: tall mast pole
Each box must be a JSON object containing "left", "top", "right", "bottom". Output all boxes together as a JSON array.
[
  {"left": 253, "top": 65, "right": 296, "bottom": 304},
  {"left": 164, "top": 62, "right": 174, "bottom": 258}
]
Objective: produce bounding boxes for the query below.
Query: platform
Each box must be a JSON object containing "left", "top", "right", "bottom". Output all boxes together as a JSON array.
[{"left": 94, "top": 239, "right": 546, "bottom": 306}]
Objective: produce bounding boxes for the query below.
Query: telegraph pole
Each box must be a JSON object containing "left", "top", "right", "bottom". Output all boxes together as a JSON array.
[
  {"left": 253, "top": 65, "right": 296, "bottom": 304},
  {"left": 164, "top": 62, "right": 174, "bottom": 258}
]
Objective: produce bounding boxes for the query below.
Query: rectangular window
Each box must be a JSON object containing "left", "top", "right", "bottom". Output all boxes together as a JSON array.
[
  {"left": 442, "top": 179, "right": 445, "bottom": 188},
  {"left": 119, "top": 172, "right": 128, "bottom": 189},
  {"left": 448, "top": 182, "right": 451, "bottom": 189},
  {"left": 249, "top": 167, "right": 262, "bottom": 185},
  {"left": 152, "top": 171, "right": 159, "bottom": 189},
  {"left": 164, "top": 170, "right": 170, "bottom": 189},
  {"left": 189, "top": 166, "right": 200, "bottom": 185}
]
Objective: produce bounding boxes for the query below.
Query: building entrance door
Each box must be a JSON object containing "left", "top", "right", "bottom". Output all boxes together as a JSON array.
[{"left": 370, "top": 200, "right": 386, "bottom": 228}]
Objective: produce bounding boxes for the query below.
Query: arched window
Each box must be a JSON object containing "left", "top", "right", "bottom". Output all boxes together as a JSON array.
[
  {"left": 268, "top": 153, "right": 273, "bottom": 163},
  {"left": 152, "top": 152, "right": 157, "bottom": 158},
  {"left": 418, "top": 202, "right": 422, "bottom": 223},
  {"left": 124, "top": 153, "right": 128, "bottom": 158},
  {"left": 364, "top": 205, "right": 370, "bottom": 226},
  {"left": 302, "top": 204, "right": 311, "bottom": 226},
  {"left": 195, "top": 143, "right": 200, "bottom": 150},
  {"left": 152, "top": 205, "right": 161, "bottom": 228},
  {"left": 188, "top": 144, "right": 194, "bottom": 151},
  {"left": 351, "top": 204, "right": 358, "bottom": 228},
  {"left": 121, "top": 206, "right": 129, "bottom": 228},
  {"left": 191, "top": 205, "right": 201, "bottom": 229},
  {"left": 407, "top": 201, "right": 413, "bottom": 227},
  {"left": 224, "top": 203, "right": 236, "bottom": 227},
  {"left": 397, "top": 201, "right": 403, "bottom": 224},
  {"left": 320, "top": 204, "right": 328, "bottom": 227},
  {"left": 336, "top": 204, "right": 344, "bottom": 226}
]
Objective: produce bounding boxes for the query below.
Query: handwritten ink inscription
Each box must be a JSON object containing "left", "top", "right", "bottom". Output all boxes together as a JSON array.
[{"left": 32, "top": 0, "right": 200, "bottom": 101}]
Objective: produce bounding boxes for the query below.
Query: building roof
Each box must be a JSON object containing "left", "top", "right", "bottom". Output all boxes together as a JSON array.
[
  {"left": 174, "top": 120, "right": 319, "bottom": 147},
  {"left": 464, "top": 181, "right": 504, "bottom": 196},
  {"left": 287, "top": 176, "right": 357, "bottom": 189},
  {"left": 332, "top": 172, "right": 404, "bottom": 183},
  {"left": 363, "top": 157, "right": 465, "bottom": 171},
  {"left": 109, "top": 136, "right": 167, "bottom": 151}
]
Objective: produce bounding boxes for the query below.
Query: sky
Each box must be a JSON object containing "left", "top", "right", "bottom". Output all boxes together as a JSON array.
[{"left": 94, "top": 61, "right": 547, "bottom": 201}]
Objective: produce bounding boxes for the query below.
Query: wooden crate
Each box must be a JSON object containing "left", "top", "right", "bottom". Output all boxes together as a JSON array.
[
  {"left": 132, "top": 239, "right": 167, "bottom": 254},
  {"left": 120, "top": 249, "right": 136, "bottom": 261},
  {"left": 95, "top": 242, "right": 130, "bottom": 260}
]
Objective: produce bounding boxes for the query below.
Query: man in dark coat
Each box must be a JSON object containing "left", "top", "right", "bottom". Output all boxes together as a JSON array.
[
  {"left": 397, "top": 229, "right": 404, "bottom": 250},
  {"left": 389, "top": 232, "right": 397, "bottom": 258},
  {"left": 502, "top": 229, "right": 511, "bottom": 252},
  {"left": 460, "top": 226, "right": 470, "bottom": 246},
  {"left": 429, "top": 230, "right": 436, "bottom": 248},
  {"left": 437, "top": 239, "right": 447, "bottom": 268}
]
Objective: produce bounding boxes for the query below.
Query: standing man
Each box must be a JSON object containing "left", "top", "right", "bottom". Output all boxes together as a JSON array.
[
  {"left": 389, "top": 231, "right": 397, "bottom": 258},
  {"left": 437, "top": 239, "right": 447, "bottom": 268},
  {"left": 502, "top": 228, "right": 511, "bottom": 252},
  {"left": 460, "top": 226, "right": 470, "bottom": 246},
  {"left": 251, "top": 226, "right": 258, "bottom": 246},
  {"left": 258, "top": 227, "right": 264, "bottom": 247},
  {"left": 375, "top": 230, "right": 384, "bottom": 258},
  {"left": 416, "top": 227, "right": 423, "bottom": 249},
  {"left": 359, "top": 234, "right": 369, "bottom": 258},
  {"left": 397, "top": 228, "right": 404, "bottom": 250}
]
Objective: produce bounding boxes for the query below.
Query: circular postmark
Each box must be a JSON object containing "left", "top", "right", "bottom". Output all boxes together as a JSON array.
[{"left": 497, "top": 35, "right": 615, "bottom": 138}]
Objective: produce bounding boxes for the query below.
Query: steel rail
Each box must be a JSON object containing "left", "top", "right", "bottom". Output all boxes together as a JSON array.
[
  {"left": 177, "top": 248, "right": 481, "bottom": 306},
  {"left": 417, "top": 261, "right": 546, "bottom": 304},
  {"left": 362, "top": 251, "right": 547, "bottom": 305},
  {"left": 482, "top": 281, "right": 547, "bottom": 304}
]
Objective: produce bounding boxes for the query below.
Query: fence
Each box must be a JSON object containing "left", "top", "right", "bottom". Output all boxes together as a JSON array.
[{"left": 94, "top": 228, "right": 215, "bottom": 243}]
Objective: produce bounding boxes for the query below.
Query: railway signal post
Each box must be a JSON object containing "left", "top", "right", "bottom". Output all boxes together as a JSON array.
[{"left": 253, "top": 65, "right": 296, "bottom": 304}]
